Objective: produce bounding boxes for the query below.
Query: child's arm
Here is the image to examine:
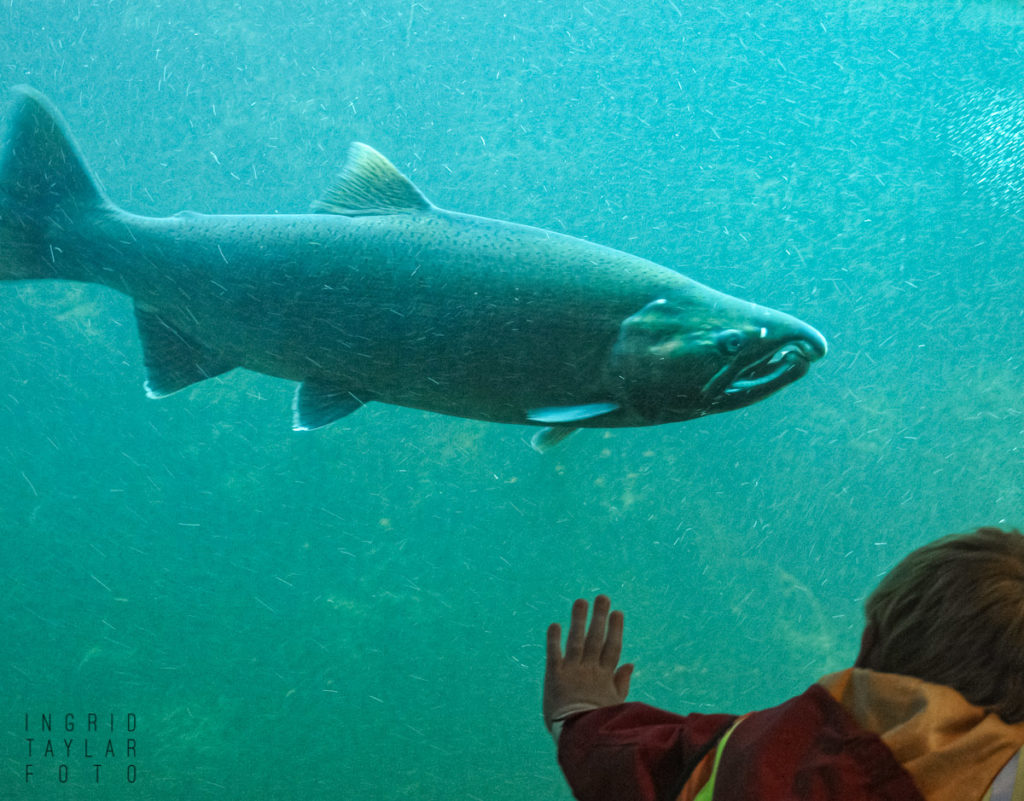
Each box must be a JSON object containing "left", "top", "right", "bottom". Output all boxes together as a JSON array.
[{"left": 543, "top": 595, "right": 737, "bottom": 801}]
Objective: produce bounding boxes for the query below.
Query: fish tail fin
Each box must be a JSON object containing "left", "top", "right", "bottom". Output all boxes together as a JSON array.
[{"left": 0, "top": 85, "right": 113, "bottom": 281}]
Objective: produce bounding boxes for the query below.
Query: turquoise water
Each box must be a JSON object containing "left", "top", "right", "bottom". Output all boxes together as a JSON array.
[{"left": 1, "top": 1, "right": 1022, "bottom": 798}]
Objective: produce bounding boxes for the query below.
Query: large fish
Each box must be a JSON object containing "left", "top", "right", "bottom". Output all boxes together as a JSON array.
[{"left": 0, "top": 86, "right": 826, "bottom": 450}]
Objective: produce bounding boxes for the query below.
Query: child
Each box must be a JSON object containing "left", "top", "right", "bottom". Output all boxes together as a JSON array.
[{"left": 543, "top": 527, "right": 1024, "bottom": 801}]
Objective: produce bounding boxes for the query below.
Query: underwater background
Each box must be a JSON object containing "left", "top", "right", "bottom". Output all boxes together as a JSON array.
[{"left": 1, "top": 0, "right": 1022, "bottom": 798}]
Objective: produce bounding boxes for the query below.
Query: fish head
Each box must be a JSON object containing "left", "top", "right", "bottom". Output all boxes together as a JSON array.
[{"left": 608, "top": 292, "right": 827, "bottom": 423}]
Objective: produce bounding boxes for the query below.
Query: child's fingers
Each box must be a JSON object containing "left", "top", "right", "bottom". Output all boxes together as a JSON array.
[
  {"left": 564, "top": 598, "right": 589, "bottom": 660},
  {"left": 601, "top": 609, "right": 625, "bottom": 668}
]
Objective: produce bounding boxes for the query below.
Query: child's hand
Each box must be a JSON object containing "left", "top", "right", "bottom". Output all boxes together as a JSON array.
[{"left": 543, "top": 595, "right": 634, "bottom": 731}]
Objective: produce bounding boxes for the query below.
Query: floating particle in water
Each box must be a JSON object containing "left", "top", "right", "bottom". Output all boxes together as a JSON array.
[{"left": 949, "top": 88, "right": 1024, "bottom": 210}]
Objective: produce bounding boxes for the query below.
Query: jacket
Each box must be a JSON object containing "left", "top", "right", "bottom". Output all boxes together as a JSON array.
[{"left": 556, "top": 668, "right": 1024, "bottom": 801}]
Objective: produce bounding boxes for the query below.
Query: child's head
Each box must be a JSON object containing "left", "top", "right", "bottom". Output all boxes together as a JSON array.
[{"left": 861, "top": 527, "right": 1024, "bottom": 722}]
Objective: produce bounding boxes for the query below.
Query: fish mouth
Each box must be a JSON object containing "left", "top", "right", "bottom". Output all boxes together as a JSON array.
[
  {"left": 725, "top": 342, "right": 812, "bottom": 396},
  {"left": 704, "top": 337, "right": 824, "bottom": 407}
]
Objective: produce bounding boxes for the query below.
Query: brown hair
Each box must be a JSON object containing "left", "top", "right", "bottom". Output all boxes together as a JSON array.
[{"left": 863, "top": 527, "right": 1024, "bottom": 722}]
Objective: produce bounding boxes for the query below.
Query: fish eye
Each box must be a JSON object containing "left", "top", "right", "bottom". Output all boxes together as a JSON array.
[{"left": 715, "top": 329, "right": 745, "bottom": 355}]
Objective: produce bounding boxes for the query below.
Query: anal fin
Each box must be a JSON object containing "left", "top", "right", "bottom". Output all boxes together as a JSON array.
[{"left": 134, "top": 304, "right": 236, "bottom": 397}]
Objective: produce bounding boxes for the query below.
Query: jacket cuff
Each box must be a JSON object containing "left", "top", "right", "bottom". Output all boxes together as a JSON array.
[{"left": 549, "top": 703, "right": 602, "bottom": 743}]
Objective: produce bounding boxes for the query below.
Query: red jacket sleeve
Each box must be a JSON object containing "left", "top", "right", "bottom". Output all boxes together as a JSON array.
[{"left": 557, "top": 702, "right": 737, "bottom": 801}]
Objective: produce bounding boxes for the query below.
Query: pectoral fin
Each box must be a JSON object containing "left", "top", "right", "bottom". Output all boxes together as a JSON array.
[
  {"left": 525, "top": 402, "right": 618, "bottom": 451},
  {"left": 135, "top": 304, "right": 236, "bottom": 397},
  {"left": 292, "top": 381, "right": 367, "bottom": 431},
  {"left": 527, "top": 402, "right": 619, "bottom": 424}
]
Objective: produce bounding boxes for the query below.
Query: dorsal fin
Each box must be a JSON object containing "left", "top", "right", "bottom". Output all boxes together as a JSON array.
[{"left": 311, "top": 142, "right": 433, "bottom": 216}]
